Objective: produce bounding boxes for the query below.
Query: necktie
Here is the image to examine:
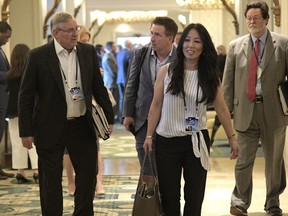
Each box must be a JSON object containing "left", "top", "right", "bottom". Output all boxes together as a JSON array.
[{"left": 247, "top": 39, "right": 260, "bottom": 102}]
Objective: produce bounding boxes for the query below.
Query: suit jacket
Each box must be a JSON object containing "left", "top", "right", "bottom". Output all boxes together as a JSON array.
[
  {"left": 123, "top": 45, "right": 177, "bottom": 132},
  {"left": 102, "top": 52, "right": 118, "bottom": 89},
  {"left": 0, "top": 47, "right": 10, "bottom": 141},
  {"left": 18, "top": 41, "right": 114, "bottom": 149},
  {"left": 116, "top": 48, "right": 131, "bottom": 85},
  {"left": 222, "top": 30, "right": 288, "bottom": 131}
]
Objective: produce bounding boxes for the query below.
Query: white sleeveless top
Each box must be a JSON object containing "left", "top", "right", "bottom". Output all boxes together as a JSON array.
[{"left": 156, "top": 69, "right": 210, "bottom": 170}]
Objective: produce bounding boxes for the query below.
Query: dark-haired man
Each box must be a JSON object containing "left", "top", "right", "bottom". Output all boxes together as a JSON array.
[
  {"left": 123, "top": 16, "right": 178, "bottom": 170},
  {"left": 223, "top": 1, "right": 288, "bottom": 215},
  {"left": 0, "top": 21, "right": 14, "bottom": 180}
]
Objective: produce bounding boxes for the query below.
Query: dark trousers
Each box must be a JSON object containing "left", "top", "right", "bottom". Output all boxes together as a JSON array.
[
  {"left": 36, "top": 117, "right": 98, "bottom": 216},
  {"left": 155, "top": 133, "right": 209, "bottom": 216},
  {"left": 118, "top": 83, "right": 125, "bottom": 123},
  {"left": 135, "top": 121, "right": 156, "bottom": 173}
]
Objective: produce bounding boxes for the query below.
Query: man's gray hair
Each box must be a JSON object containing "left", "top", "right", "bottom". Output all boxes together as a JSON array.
[{"left": 50, "top": 12, "right": 73, "bottom": 32}]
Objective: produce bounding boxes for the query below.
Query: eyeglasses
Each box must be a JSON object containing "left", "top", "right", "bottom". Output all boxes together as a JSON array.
[
  {"left": 246, "top": 16, "right": 262, "bottom": 22},
  {"left": 57, "top": 26, "right": 81, "bottom": 34}
]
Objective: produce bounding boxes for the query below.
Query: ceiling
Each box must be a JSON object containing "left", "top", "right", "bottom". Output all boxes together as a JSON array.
[{"left": 85, "top": 0, "right": 180, "bottom": 11}]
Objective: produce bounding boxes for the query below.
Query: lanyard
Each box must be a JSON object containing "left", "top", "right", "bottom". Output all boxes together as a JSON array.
[
  {"left": 59, "top": 56, "right": 79, "bottom": 87},
  {"left": 154, "top": 57, "right": 157, "bottom": 81},
  {"left": 183, "top": 82, "right": 199, "bottom": 117},
  {"left": 251, "top": 36, "right": 267, "bottom": 66}
]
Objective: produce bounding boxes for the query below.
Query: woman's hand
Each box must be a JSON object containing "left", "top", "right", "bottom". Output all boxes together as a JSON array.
[{"left": 143, "top": 137, "right": 153, "bottom": 152}]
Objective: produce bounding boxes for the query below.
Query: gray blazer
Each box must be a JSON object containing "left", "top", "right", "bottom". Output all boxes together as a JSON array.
[
  {"left": 222, "top": 30, "right": 288, "bottom": 131},
  {"left": 123, "top": 45, "right": 177, "bottom": 132}
]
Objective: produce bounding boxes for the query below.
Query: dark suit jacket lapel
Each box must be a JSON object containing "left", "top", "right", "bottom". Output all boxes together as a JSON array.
[
  {"left": 47, "top": 42, "right": 65, "bottom": 98},
  {"left": 76, "top": 44, "right": 89, "bottom": 99}
]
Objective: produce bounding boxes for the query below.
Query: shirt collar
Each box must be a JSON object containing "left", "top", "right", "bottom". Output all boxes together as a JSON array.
[
  {"left": 54, "top": 39, "right": 77, "bottom": 55},
  {"left": 251, "top": 29, "right": 268, "bottom": 44},
  {"left": 151, "top": 45, "right": 174, "bottom": 58}
]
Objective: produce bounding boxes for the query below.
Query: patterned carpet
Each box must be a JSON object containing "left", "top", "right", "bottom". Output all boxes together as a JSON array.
[
  {"left": 0, "top": 175, "right": 138, "bottom": 216},
  {"left": 0, "top": 124, "right": 264, "bottom": 216}
]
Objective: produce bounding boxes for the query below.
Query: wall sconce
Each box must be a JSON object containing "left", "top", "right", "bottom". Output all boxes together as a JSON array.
[
  {"left": 272, "top": 0, "right": 281, "bottom": 27},
  {"left": 43, "top": 0, "right": 61, "bottom": 39},
  {"left": 73, "top": 0, "right": 82, "bottom": 18},
  {"left": 1, "top": 0, "right": 12, "bottom": 21},
  {"left": 178, "top": 14, "right": 187, "bottom": 29}
]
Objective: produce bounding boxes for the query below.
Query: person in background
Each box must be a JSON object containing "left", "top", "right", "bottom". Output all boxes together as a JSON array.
[
  {"left": 102, "top": 41, "right": 119, "bottom": 122},
  {"left": 63, "top": 26, "right": 108, "bottom": 197},
  {"left": 116, "top": 40, "right": 132, "bottom": 124},
  {"left": 222, "top": 2, "right": 288, "bottom": 215},
  {"left": 210, "top": 44, "right": 227, "bottom": 146},
  {"left": 173, "top": 31, "right": 182, "bottom": 47},
  {"left": 0, "top": 21, "right": 14, "bottom": 180},
  {"left": 18, "top": 12, "right": 114, "bottom": 215},
  {"left": 123, "top": 16, "right": 178, "bottom": 170},
  {"left": 95, "top": 44, "right": 104, "bottom": 68},
  {"left": 144, "top": 23, "right": 239, "bottom": 216},
  {"left": 6, "top": 44, "right": 38, "bottom": 184}
]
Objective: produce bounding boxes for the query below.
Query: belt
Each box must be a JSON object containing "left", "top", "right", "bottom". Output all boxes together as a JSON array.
[{"left": 254, "top": 95, "right": 263, "bottom": 103}]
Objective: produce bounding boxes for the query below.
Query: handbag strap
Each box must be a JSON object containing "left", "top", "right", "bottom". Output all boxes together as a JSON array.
[{"left": 141, "top": 151, "right": 157, "bottom": 178}]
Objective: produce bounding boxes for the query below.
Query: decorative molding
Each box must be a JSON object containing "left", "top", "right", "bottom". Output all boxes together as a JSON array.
[
  {"left": 74, "top": 4, "right": 81, "bottom": 18},
  {"left": 272, "top": 0, "right": 280, "bottom": 27},
  {"left": 220, "top": 0, "right": 239, "bottom": 35},
  {"left": 43, "top": 0, "right": 61, "bottom": 39},
  {"left": 1, "top": 0, "right": 12, "bottom": 22},
  {"left": 92, "top": 24, "right": 104, "bottom": 44}
]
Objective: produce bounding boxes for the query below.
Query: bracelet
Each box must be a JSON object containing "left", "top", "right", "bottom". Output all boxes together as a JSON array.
[
  {"left": 145, "top": 135, "right": 153, "bottom": 139},
  {"left": 228, "top": 133, "right": 235, "bottom": 140}
]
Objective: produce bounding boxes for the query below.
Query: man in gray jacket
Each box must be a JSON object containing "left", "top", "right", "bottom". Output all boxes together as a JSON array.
[
  {"left": 222, "top": 2, "right": 288, "bottom": 215},
  {"left": 123, "top": 17, "right": 178, "bottom": 169}
]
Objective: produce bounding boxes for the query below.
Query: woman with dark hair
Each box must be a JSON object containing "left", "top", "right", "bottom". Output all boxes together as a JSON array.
[
  {"left": 6, "top": 44, "right": 39, "bottom": 183},
  {"left": 143, "top": 23, "right": 239, "bottom": 216}
]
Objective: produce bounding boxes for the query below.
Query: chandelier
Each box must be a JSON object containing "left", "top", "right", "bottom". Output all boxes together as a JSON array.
[{"left": 176, "top": 0, "right": 234, "bottom": 10}]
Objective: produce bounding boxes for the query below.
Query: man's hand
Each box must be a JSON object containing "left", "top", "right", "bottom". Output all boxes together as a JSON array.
[
  {"left": 21, "top": 137, "right": 34, "bottom": 149},
  {"left": 123, "top": 117, "right": 135, "bottom": 133},
  {"left": 109, "top": 124, "right": 113, "bottom": 135}
]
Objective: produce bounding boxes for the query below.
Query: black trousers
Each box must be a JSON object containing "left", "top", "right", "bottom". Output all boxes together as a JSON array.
[
  {"left": 36, "top": 117, "right": 98, "bottom": 216},
  {"left": 155, "top": 131, "right": 209, "bottom": 216}
]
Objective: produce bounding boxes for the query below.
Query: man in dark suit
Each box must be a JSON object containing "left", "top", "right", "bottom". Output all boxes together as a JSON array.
[
  {"left": 123, "top": 17, "right": 178, "bottom": 169},
  {"left": 18, "top": 12, "right": 114, "bottom": 216},
  {"left": 222, "top": 2, "right": 288, "bottom": 216},
  {"left": 0, "top": 21, "right": 14, "bottom": 180}
]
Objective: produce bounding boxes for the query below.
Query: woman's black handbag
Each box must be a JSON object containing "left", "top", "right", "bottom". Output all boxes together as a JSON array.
[{"left": 132, "top": 151, "right": 163, "bottom": 216}]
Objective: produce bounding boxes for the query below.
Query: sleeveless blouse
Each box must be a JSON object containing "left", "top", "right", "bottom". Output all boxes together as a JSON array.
[{"left": 156, "top": 69, "right": 210, "bottom": 170}]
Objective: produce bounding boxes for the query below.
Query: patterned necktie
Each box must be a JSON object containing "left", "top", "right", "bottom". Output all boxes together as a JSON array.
[{"left": 247, "top": 39, "right": 260, "bottom": 102}]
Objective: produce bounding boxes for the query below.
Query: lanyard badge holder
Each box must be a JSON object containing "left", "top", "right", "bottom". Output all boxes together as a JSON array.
[
  {"left": 184, "top": 83, "right": 200, "bottom": 133},
  {"left": 59, "top": 57, "right": 84, "bottom": 102}
]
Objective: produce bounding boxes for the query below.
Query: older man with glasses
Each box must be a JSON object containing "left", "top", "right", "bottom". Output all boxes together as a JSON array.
[
  {"left": 223, "top": 1, "right": 288, "bottom": 216},
  {"left": 18, "top": 12, "right": 114, "bottom": 216}
]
